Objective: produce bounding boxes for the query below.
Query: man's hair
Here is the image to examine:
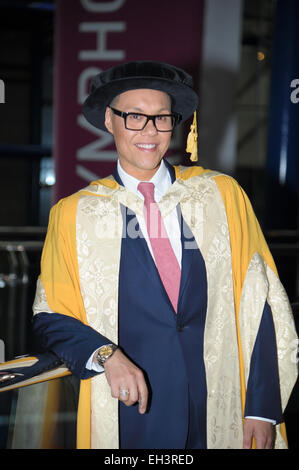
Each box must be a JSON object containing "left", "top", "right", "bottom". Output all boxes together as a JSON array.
[
  {"left": 109, "top": 95, "right": 120, "bottom": 107},
  {"left": 109, "top": 91, "right": 173, "bottom": 111}
]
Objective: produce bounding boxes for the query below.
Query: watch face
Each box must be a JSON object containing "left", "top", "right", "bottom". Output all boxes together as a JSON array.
[{"left": 99, "top": 345, "right": 113, "bottom": 358}]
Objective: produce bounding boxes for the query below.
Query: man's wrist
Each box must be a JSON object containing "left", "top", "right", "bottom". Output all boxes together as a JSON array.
[
  {"left": 245, "top": 416, "right": 276, "bottom": 425},
  {"left": 96, "top": 343, "right": 118, "bottom": 367}
]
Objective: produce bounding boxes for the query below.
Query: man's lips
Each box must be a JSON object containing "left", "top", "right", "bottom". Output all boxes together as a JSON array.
[{"left": 135, "top": 143, "right": 158, "bottom": 151}]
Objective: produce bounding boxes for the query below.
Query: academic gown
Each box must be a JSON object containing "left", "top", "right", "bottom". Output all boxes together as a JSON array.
[{"left": 32, "top": 161, "right": 298, "bottom": 449}]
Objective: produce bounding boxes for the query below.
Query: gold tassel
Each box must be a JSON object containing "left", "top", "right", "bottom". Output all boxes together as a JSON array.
[{"left": 186, "top": 111, "right": 198, "bottom": 162}]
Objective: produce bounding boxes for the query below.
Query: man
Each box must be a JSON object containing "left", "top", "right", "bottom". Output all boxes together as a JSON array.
[{"left": 32, "top": 61, "right": 298, "bottom": 449}]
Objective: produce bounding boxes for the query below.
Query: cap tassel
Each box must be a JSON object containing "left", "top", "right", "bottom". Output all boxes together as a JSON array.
[{"left": 186, "top": 111, "right": 198, "bottom": 162}]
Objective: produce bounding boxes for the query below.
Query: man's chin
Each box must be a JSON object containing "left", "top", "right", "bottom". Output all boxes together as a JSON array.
[
  {"left": 138, "top": 156, "right": 163, "bottom": 170},
  {"left": 119, "top": 154, "right": 164, "bottom": 177}
]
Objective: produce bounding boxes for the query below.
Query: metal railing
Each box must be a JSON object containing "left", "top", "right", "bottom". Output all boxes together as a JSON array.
[{"left": 0, "top": 234, "right": 44, "bottom": 361}]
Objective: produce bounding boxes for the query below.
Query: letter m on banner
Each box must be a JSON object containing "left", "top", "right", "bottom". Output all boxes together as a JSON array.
[{"left": 0, "top": 79, "right": 5, "bottom": 103}]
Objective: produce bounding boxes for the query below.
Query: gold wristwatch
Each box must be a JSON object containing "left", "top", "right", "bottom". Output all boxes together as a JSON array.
[{"left": 96, "top": 344, "right": 118, "bottom": 366}]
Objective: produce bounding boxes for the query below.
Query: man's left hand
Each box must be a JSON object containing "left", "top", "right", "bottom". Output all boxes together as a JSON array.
[{"left": 243, "top": 418, "right": 274, "bottom": 449}]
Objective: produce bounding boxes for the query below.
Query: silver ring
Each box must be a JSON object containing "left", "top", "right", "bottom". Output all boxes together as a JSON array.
[{"left": 120, "top": 388, "right": 130, "bottom": 398}]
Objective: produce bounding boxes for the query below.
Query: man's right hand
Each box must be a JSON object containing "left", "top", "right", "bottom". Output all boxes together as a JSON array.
[{"left": 98, "top": 348, "right": 148, "bottom": 414}]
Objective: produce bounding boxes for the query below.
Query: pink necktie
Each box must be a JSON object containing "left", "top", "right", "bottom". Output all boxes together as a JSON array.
[{"left": 138, "top": 182, "right": 181, "bottom": 312}]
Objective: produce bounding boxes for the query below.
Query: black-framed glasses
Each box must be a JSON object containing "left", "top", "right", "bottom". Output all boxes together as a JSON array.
[{"left": 108, "top": 106, "right": 181, "bottom": 132}]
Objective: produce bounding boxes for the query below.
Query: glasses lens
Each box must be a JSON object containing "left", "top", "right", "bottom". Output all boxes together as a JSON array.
[
  {"left": 155, "top": 115, "right": 174, "bottom": 131},
  {"left": 126, "top": 114, "right": 148, "bottom": 130}
]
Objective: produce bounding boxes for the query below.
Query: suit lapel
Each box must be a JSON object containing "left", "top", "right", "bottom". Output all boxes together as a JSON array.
[
  {"left": 163, "top": 161, "right": 195, "bottom": 312},
  {"left": 113, "top": 165, "right": 124, "bottom": 186},
  {"left": 177, "top": 206, "right": 195, "bottom": 312},
  {"left": 114, "top": 159, "right": 194, "bottom": 315},
  {"left": 163, "top": 158, "right": 176, "bottom": 183},
  {"left": 120, "top": 204, "right": 176, "bottom": 316}
]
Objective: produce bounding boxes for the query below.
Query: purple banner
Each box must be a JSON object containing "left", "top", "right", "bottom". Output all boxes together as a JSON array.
[{"left": 53, "top": 0, "right": 203, "bottom": 201}]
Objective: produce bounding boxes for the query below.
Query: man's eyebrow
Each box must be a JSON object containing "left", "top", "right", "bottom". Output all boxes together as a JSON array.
[{"left": 128, "top": 107, "right": 171, "bottom": 113}]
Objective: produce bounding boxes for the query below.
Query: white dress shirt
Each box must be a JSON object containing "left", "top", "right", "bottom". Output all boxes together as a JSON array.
[{"left": 117, "top": 159, "right": 182, "bottom": 266}]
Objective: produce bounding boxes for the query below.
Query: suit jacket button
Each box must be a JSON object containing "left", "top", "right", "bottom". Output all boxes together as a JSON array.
[{"left": 177, "top": 325, "right": 184, "bottom": 332}]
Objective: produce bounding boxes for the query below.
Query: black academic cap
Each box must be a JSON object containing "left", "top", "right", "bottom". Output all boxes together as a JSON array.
[{"left": 82, "top": 60, "right": 199, "bottom": 132}]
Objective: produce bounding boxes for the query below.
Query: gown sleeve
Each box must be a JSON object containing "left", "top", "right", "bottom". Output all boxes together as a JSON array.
[
  {"left": 214, "top": 175, "right": 298, "bottom": 427},
  {"left": 32, "top": 196, "right": 113, "bottom": 379}
]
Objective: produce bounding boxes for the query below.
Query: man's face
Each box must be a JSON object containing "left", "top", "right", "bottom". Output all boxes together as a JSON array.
[{"left": 105, "top": 88, "right": 172, "bottom": 180}]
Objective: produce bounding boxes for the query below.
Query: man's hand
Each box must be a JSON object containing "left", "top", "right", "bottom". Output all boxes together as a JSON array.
[
  {"left": 100, "top": 349, "right": 148, "bottom": 414},
  {"left": 243, "top": 418, "right": 274, "bottom": 449}
]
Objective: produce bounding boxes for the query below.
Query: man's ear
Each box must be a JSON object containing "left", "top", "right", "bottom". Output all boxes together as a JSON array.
[{"left": 104, "top": 107, "right": 113, "bottom": 134}]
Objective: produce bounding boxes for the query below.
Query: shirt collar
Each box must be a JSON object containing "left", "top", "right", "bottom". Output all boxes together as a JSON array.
[{"left": 117, "top": 159, "right": 171, "bottom": 201}]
